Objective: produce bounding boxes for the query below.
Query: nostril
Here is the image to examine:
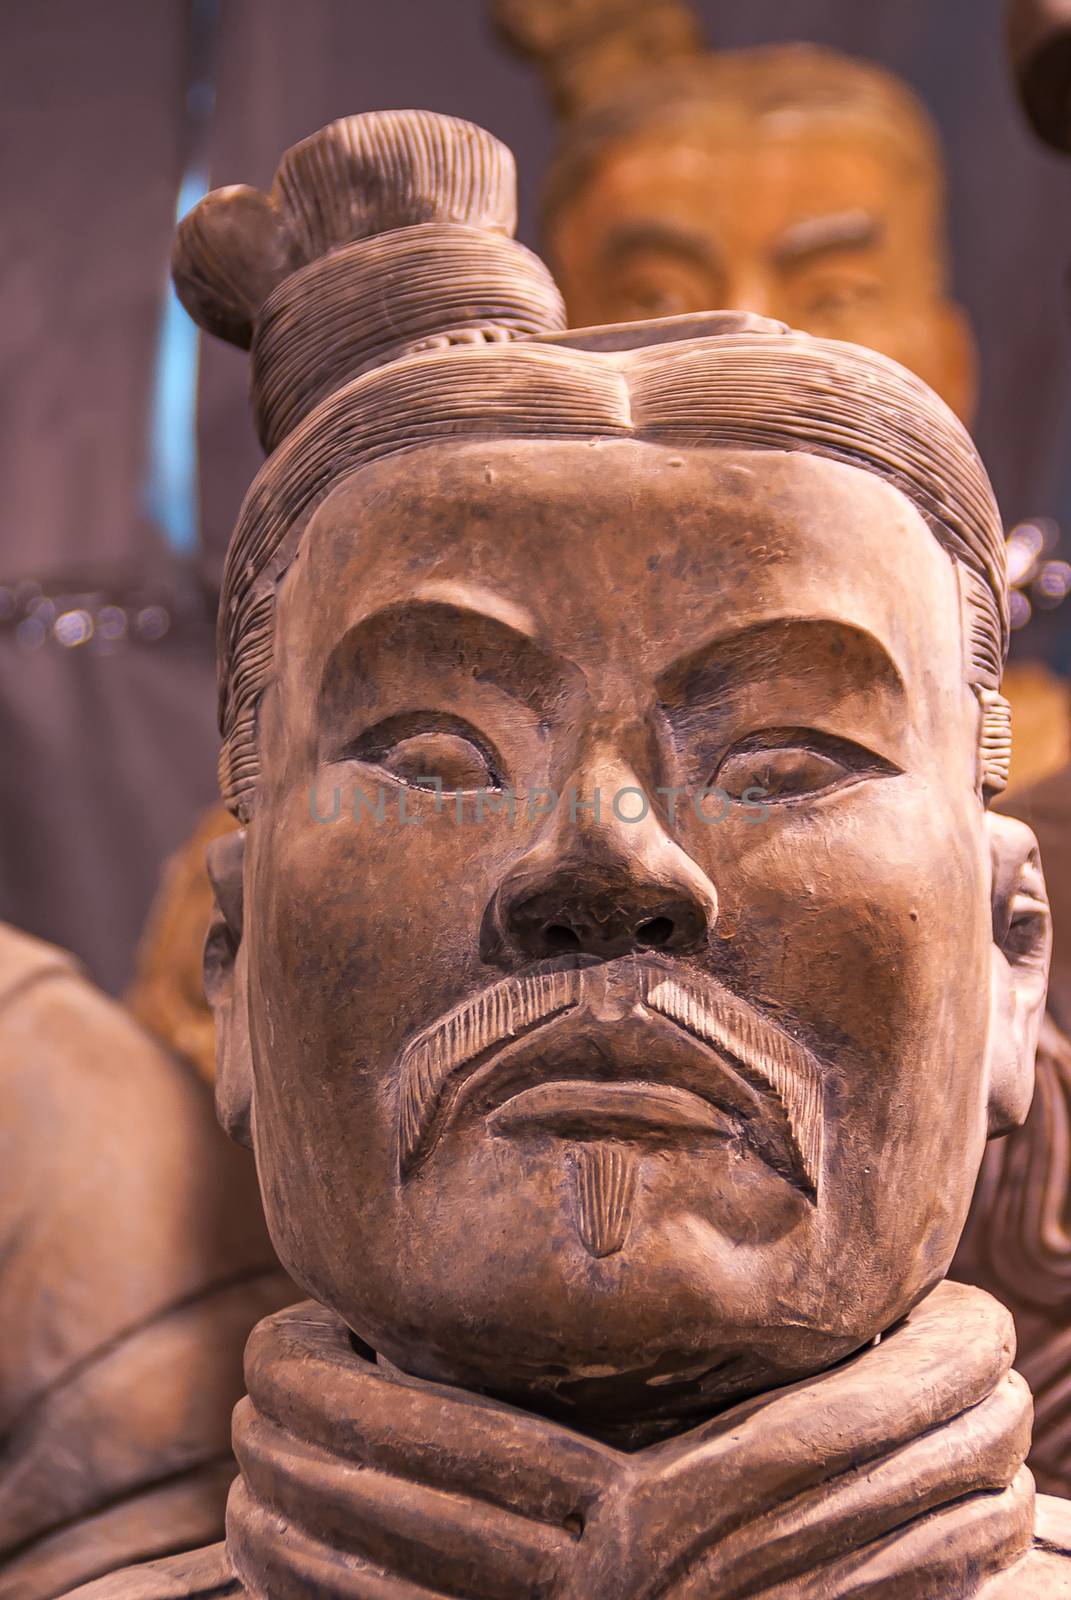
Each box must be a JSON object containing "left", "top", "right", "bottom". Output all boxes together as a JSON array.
[
  {"left": 636, "top": 916, "right": 674, "bottom": 948},
  {"left": 543, "top": 923, "right": 582, "bottom": 954}
]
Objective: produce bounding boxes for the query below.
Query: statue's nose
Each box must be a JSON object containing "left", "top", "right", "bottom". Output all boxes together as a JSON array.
[
  {"left": 490, "top": 876, "right": 712, "bottom": 962},
  {"left": 480, "top": 762, "right": 718, "bottom": 967}
]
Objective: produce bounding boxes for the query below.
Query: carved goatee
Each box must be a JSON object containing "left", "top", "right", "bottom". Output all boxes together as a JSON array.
[{"left": 572, "top": 1143, "right": 639, "bottom": 1258}]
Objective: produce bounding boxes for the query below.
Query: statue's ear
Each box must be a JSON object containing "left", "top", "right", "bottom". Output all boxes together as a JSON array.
[
  {"left": 985, "top": 812, "right": 1051, "bottom": 1137},
  {"left": 204, "top": 829, "right": 254, "bottom": 1148}
]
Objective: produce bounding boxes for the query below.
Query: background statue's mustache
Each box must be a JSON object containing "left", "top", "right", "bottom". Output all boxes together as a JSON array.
[{"left": 397, "top": 961, "right": 825, "bottom": 1190}]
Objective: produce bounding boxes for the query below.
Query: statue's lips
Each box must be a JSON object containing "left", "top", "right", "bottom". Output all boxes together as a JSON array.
[
  {"left": 396, "top": 960, "right": 824, "bottom": 1194},
  {"left": 487, "top": 1078, "right": 736, "bottom": 1144},
  {"left": 457, "top": 1008, "right": 792, "bottom": 1182},
  {"left": 459, "top": 1005, "right": 765, "bottom": 1126}
]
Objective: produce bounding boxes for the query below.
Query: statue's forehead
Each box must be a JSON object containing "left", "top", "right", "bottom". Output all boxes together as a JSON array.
[
  {"left": 558, "top": 116, "right": 937, "bottom": 255},
  {"left": 595, "top": 111, "right": 917, "bottom": 171},
  {"left": 287, "top": 438, "right": 961, "bottom": 691}
]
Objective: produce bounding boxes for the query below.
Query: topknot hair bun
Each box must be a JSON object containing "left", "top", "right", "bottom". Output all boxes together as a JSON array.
[
  {"left": 173, "top": 110, "right": 518, "bottom": 349},
  {"left": 172, "top": 111, "right": 566, "bottom": 450},
  {"left": 172, "top": 185, "right": 302, "bottom": 349}
]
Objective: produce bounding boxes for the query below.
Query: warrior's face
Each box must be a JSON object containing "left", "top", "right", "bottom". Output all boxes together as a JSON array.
[
  {"left": 549, "top": 110, "right": 976, "bottom": 423},
  {"left": 215, "top": 435, "right": 1045, "bottom": 1434}
]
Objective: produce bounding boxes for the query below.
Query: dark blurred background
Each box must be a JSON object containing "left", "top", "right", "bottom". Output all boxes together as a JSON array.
[{"left": 4, "top": 0, "right": 1071, "bottom": 993}]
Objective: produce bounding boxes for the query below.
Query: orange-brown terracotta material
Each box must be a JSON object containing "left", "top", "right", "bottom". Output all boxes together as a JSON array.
[
  {"left": 1001, "top": 664, "right": 1071, "bottom": 795},
  {"left": 69, "top": 108, "right": 1068, "bottom": 1596}
]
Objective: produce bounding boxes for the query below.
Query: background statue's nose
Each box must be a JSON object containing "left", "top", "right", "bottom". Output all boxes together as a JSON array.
[{"left": 480, "top": 773, "right": 718, "bottom": 966}]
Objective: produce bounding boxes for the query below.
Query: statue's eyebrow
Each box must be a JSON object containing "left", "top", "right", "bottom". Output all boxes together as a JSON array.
[
  {"left": 599, "top": 219, "right": 723, "bottom": 276},
  {"left": 318, "top": 595, "right": 582, "bottom": 718},
  {"left": 655, "top": 616, "right": 906, "bottom": 709},
  {"left": 408, "top": 580, "right": 537, "bottom": 638},
  {"left": 771, "top": 209, "right": 881, "bottom": 269}
]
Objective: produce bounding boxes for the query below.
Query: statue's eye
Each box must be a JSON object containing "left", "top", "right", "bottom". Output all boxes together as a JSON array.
[
  {"left": 378, "top": 730, "right": 499, "bottom": 793},
  {"left": 607, "top": 257, "right": 713, "bottom": 323},
  {"left": 341, "top": 714, "right": 504, "bottom": 793},
  {"left": 799, "top": 278, "right": 884, "bottom": 323},
  {"left": 715, "top": 734, "right": 895, "bottom": 805}
]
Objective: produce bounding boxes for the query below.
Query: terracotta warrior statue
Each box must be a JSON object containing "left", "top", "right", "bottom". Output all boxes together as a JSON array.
[
  {"left": 124, "top": 0, "right": 982, "bottom": 1100},
  {"left": 953, "top": 0, "right": 1071, "bottom": 1500},
  {"left": 0, "top": 922, "right": 293, "bottom": 1597},
  {"left": 492, "top": 0, "right": 1071, "bottom": 1492},
  {"left": 958, "top": 760, "right": 1071, "bottom": 1499},
  {"left": 73, "top": 109, "right": 1068, "bottom": 1596},
  {"left": 491, "top": 0, "right": 1065, "bottom": 782},
  {"left": 493, "top": 0, "right": 977, "bottom": 421}
]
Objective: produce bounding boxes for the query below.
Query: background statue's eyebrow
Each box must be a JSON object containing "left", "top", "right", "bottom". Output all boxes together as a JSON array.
[
  {"left": 318, "top": 596, "right": 583, "bottom": 719},
  {"left": 655, "top": 616, "right": 907, "bottom": 709},
  {"left": 771, "top": 210, "right": 881, "bottom": 269},
  {"left": 598, "top": 219, "right": 723, "bottom": 275}
]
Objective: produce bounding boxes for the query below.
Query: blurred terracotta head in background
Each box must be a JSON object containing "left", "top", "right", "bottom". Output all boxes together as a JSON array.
[{"left": 495, "top": 0, "right": 978, "bottom": 422}]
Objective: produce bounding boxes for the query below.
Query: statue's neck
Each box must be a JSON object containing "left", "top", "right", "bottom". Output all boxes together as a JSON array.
[{"left": 226, "top": 1284, "right": 1034, "bottom": 1599}]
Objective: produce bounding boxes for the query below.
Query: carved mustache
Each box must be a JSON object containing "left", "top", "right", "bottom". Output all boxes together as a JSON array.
[{"left": 397, "top": 960, "right": 825, "bottom": 1192}]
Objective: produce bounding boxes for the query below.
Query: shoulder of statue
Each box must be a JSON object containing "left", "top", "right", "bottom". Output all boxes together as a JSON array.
[{"left": 61, "top": 1543, "right": 239, "bottom": 1600}]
